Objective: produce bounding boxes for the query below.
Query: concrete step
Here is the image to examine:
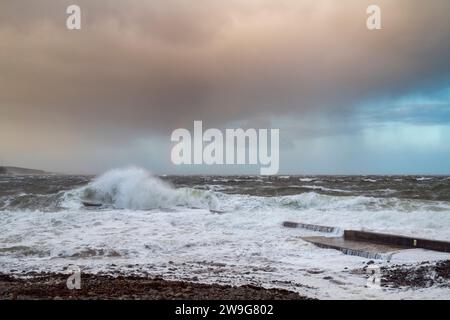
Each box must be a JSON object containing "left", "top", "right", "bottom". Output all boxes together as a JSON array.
[
  {"left": 282, "top": 221, "right": 338, "bottom": 233},
  {"left": 301, "top": 236, "right": 406, "bottom": 260},
  {"left": 284, "top": 220, "right": 450, "bottom": 259},
  {"left": 344, "top": 230, "right": 450, "bottom": 253}
]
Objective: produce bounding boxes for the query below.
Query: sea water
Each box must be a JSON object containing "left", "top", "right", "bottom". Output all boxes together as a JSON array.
[{"left": 1, "top": 167, "right": 450, "bottom": 299}]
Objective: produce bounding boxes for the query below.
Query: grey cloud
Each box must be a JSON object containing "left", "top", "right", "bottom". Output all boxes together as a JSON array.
[{"left": 1, "top": 0, "right": 450, "bottom": 172}]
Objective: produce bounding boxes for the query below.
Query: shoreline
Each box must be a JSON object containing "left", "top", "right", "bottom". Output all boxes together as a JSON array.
[
  {"left": 0, "top": 273, "right": 312, "bottom": 300},
  {"left": 1, "top": 260, "right": 449, "bottom": 300}
]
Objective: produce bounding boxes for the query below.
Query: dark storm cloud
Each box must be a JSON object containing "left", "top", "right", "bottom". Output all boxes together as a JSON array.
[{"left": 1, "top": 0, "right": 450, "bottom": 148}]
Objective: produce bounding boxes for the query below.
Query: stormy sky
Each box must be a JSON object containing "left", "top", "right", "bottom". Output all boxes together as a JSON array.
[{"left": 1, "top": 0, "right": 450, "bottom": 174}]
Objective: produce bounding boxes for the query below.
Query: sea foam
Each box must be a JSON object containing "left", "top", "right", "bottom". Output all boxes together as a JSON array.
[{"left": 78, "top": 167, "right": 217, "bottom": 210}]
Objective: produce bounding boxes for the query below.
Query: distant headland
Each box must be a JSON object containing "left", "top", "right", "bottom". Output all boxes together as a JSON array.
[{"left": 0, "top": 166, "right": 47, "bottom": 175}]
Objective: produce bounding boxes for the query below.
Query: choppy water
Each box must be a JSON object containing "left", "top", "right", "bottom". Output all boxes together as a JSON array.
[{"left": 1, "top": 167, "right": 450, "bottom": 299}]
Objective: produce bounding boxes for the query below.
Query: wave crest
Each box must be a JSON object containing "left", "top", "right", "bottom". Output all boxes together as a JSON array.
[{"left": 78, "top": 167, "right": 217, "bottom": 210}]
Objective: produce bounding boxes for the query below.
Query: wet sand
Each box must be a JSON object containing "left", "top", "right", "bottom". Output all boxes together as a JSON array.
[{"left": 0, "top": 273, "right": 311, "bottom": 300}]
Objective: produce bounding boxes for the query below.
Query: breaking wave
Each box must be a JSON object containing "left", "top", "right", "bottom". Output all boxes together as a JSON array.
[
  {"left": 1, "top": 167, "right": 450, "bottom": 214},
  {"left": 69, "top": 167, "right": 219, "bottom": 210}
]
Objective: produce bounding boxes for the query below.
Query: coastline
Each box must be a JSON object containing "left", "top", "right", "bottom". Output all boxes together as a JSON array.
[
  {"left": 1, "top": 260, "right": 449, "bottom": 300},
  {"left": 1, "top": 173, "right": 450, "bottom": 299},
  {"left": 0, "top": 273, "right": 311, "bottom": 300}
]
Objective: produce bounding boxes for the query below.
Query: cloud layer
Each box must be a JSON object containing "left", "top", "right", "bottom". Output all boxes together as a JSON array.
[{"left": 1, "top": 0, "right": 450, "bottom": 173}]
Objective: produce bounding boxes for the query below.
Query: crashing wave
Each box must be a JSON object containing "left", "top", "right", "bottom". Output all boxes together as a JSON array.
[
  {"left": 75, "top": 167, "right": 218, "bottom": 210},
  {"left": 1, "top": 168, "right": 450, "bottom": 214}
]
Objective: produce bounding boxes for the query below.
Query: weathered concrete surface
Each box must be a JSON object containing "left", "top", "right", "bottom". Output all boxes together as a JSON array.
[
  {"left": 284, "top": 221, "right": 450, "bottom": 257},
  {"left": 344, "top": 230, "right": 450, "bottom": 253},
  {"left": 282, "top": 221, "right": 337, "bottom": 233},
  {"left": 301, "top": 236, "right": 406, "bottom": 260}
]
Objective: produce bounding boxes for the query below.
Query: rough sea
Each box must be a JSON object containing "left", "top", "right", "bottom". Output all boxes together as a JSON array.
[{"left": 1, "top": 167, "right": 450, "bottom": 299}]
